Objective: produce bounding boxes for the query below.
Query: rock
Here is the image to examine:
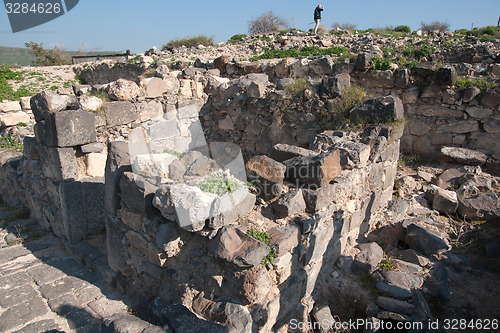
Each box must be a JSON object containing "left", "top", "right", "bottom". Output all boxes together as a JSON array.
[
  {"left": 105, "top": 141, "right": 132, "bottom": 215},
  {"left": 377, "top": 296, "right": 415, "bottom": 316},
  {"left": 350, "top": 96, "right": 404, "bottom": 124},
  {"left": 30, "top": 91, "right": 79, "bottom": 122},
  {"left": 405, "top": 223, "right": 451, "bottom": 256},
  {"left": 431, "top": 187, "right": 458, "bottom": 214},
  {"left": 209, "top": 189, "right": 256, "bottom": 230},
  {"left": 149, "top": 298, "right": 228, "bottom": 333},
  {"left": 209, "top": 226, "right": 270, "bottom": 267},
  {"left": 436, "top": 168, "right": 466, "bottom": 189},
  {"left": 137, "top": 100, "right": 163, "bottom": 122},
  {"left": 423, "top": 263, "right": 450, "bottom": 300},
  {"left": 382, "top": 270, "right": 423, "bottom": 291},
  {"left": 270, "top": 143, "right": 318, "bottom": 163},
  {"left": 375, "top": 282, "right": 412, "bottom": 300},
  {"left": 153, "top": 184, "right": 217, "bottom": 232},
  {"left": 119, "top": 172, "right": 158, "bottom": 218},
  {"left": 462, "top": 86, "right": 481, "bottom": 102},
  {"left": 246, "top": 155, "right": 286, "bottom": 199},
  {"left": 392, "top": 259, "right": 423, "bottom": 275},
  {"left": 481, "top": 88, "right": 500, "bottom": 108},
  {"left": 386, "top": 198, "right": 409, "bottom": 222},
  {"left": 309, "top": 56, "right": 334, "bottom": 76},
  {"left": 267, "top": 224, "right": 300, "bottom": 256},
  {"left": 357, "top": 70, "right": 395, "bottom": 88},
  {"left": 81, "top": 142, "right": 104, "bottom": 154},
  {"left": 0, "top": 101, "right": 22, "bottom": 112},
  {"left": 457, "top": 192, "right": 500, "bottom": 221},
  {"left": 272, "top": 190, "right": 306, "bottom": 218},
  {"left": 320, "top": 73, "right": 351, "bottom": 98},
  {"left": 39, "top": 146, "right": 79, "bottom": 181},
  {"left": 395, "top": 249, "right": 431, "bottom": 267},
  {"left": 185, "top": 155, "right": 218, "bottom": 177},
  {"left": 132, "top": 153, "right": 178, "bottom": 180},
  {"left": 168, "top": 159, "right": 186, "bottom": 181},
  {"left": 394, "top": 68, "right": 409, "bottom": 88},
  {"left": 377, "top": 311, "right": 412, "bottom": 322},
  {"left": 441, "top": 147, "right": 487, "bottom": 165},
  {"left": 140, "top": 78, "right": 169, "bottom": 98},
  {"left": 435, "top": 66, "right": 457, "bottom": 85},
  {"left": 352, "top": 242, "right": 384, "bottom": 274},
  {"left": 284, "top": 150, "right": 341, "bottom": 187},
  {"left": 457, "top": 181, "right": 480, "bottom": 198},
  {"left": 213, "top": 56, "right": 230, "bottom": 74},
  {"left": 106, "top": 79, "right": 140, "bottom": 101},
  {"left": 311, "top": 304, "right": 335, "bottom": 333},
  {"left": 0, "top": 111, "right": 30, "bottom": 127},
  {"left": 86, "top": 153, "right": 107, "bottom": 177},
  {"left": 101, "top": 314, "right": 167, "bottom": 333},
  {"left": 78, "top": 95, "right": 103, "bottom": 112},
  {"left": 44, "top": 110, "right": 96, "bottom": 147},
  {"left": 394, "top": 176, "right": 417, "bottom": 198},
  {"left": 365, "top": 304, "right": 380, "bottom": 317},
  {"left": 105, "top": 101, "right": 137, "bottom": 127},
  {"left": 331, "top": 141, "right": 371, "bottom": 169}
]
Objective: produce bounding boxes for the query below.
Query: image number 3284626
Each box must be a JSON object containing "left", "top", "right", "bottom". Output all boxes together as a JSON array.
[{"left": 4, "top": 0, "right": 79, "bottom": 33}]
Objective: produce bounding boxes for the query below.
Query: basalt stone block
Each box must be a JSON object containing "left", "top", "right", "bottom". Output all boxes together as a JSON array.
[
  {"left": 22, "top": 136, "right": 39, "bottom": 160},
  {"left": 435, "top": 66, "right": 457, "bottom": 85},
  {"left": 39, "top": 145, "right": 78, "bottom": 181},
  {"left": 60, "top": 178, "right": 105, "bottom": 244},
  {"left": 119, "top": 172, "right": 159, "bottom": 218},
  {"left": 105, "top": 101, "right": 137, "bottom": 127},
  {"left": 45, "top": 110, "right": 96, "bottom": 147},
  {"left": 209, "top": 226, "right": 270, "bottom": 268},
  {"left": 105, "top": 141, "right": 132, "bottom": 215},
  {"left": 270, "top": 143, "right": 318, "bottom": 163},
  {"left": 30, "top": 91, "right": 79, "bottom": 122},
  {"left": 284, "top": 150, "right": 341, "bottom": 187},
  {"left": 350, "top": 96, "right": 404, "bottom": 124},
  {"left": 320, "top": 73, "right": 351, "bottom": 98},
  {"left": 246, "top": 155, "right": 286, "bottom": 199},
  {"left": 272, "top": 190, "right": 307, "bottom": 218}
]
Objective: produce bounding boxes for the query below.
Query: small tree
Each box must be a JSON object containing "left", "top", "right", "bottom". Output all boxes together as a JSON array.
[
  {"left": 420, "top": 21, "right": 449, "bottom": 32},
  {"left": 25, "top": 41, "right": 71, "bottom": 66},
  {"left": 248, "top": 10, "right": 288, "bottom": 35},
  {"left": 332, "top": 22, "right": 357, "bottom": 30}
]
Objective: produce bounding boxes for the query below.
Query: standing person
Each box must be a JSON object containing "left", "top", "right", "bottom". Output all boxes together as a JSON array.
[{"left": 314, "top": 4, "right": 324, "bottom": 34}]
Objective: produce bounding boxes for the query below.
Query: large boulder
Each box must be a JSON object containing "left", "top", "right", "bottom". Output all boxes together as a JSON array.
[
  {"left": 319, "top": 73, "right": 351, "bottom": 98},
  {"left": 404, "top": 222, "right": 451, "bottom": 256},
  {"left": 352, "top": 242, "right": 384, "bottom": 274},
  {"left": 457, "top": 192, "right": 500, "bottom": 221},
  {"left": 44, "top": 110, "right": 96, "bottom": 147},
  {"left": 30, "top": 91, "right": 79, "bottom": 122},
  {"left": 350, "top": 96, "right": 404, "bottom": 124}
]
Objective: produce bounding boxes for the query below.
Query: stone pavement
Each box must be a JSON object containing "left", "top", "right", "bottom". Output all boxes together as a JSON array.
[{"left": 0, "top": 210, "right": 166, "bottom": 332}]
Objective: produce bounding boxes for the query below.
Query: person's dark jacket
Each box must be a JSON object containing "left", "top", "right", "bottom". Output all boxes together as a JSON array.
[{"left": 314, "top": 6, "right": 323, "bottom": 20}]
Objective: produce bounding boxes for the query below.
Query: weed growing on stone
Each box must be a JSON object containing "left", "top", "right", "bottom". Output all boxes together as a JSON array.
[
  {"left": 398, "top": 154, "right": 428, "bottom": 167},
  {"left": 378, "top": 259, "right": 397, "bottom": 271},
  {"left": 321, "top": 85, "right": 367, "bottom": 128},
  {"left": 0, "top": 135, "right": 24, "bottom": 152},
  {"left": 16, "top": 122, "right": 27, "bottom": 127},
  {"left": 368, "top": 57, "right": 392, "bottom": 71},
  {"left": 285, "top": 78, "right": 308, "bottom": 97},
  {"left": 161, "top": 149, "right": 186, "bottom": 158},
  {"left": 195, "top": 175, "right": 241, "bottom": 196},
  {"left": 228, "top": 34, "right": 247, "bottom": 44},
  {"left": 247, "top": 229, "right": 277, "bottom": 265},
  {"left": 455, "top": 77, "right": 498, "bottom": 92}
]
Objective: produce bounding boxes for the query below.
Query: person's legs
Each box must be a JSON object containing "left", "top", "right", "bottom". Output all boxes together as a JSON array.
[{"left": 314, "top": 19, "right": 320, "bottom": 34}]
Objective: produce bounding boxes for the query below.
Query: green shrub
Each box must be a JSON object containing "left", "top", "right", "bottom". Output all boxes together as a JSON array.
[
  {"left": 322, "top": 85, "right": 367, "bottom": 128},
  {"left": 195, "top": 175, "right": 241, "bottom": 196},
  {"left": 247, "top": 229, "right": 277, "bottom": 265},
  {"left": 0, "top": 135, "right": 24, "bottom": 152},
  {"left": 25, "top": 41, "right": 71, "bottom": 66},
  {"left": 285, "top": 78, "right": 308, "bottom": 97},
  {"left": 455, "top": 77, "right": 498, "bottom": 92},
  {"left": 229, "top": 34, "right": 247, "bottom": 43},
  {"left": 368, "top": 57, "right": 392, "bottom": 71},
  {"left": 378, "top": 259, "right": 396, "bottom": 271},
  {"left": 162, "top": 35, "right": 214, "bottom": 50},
  {"left": 394, "top": 25, "right": 411, "bottom": 33}
]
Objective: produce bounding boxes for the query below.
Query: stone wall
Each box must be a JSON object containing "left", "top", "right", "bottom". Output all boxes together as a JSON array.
[{"left": 0, "top": 51, "right": 498, "bottom": 331}]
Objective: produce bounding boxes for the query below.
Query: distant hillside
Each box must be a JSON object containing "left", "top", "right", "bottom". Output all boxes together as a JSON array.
[{"left": 0, "top": 46, "right": 118, "bottom": 66}]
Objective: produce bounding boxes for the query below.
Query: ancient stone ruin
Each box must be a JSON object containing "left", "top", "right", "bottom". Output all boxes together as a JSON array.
[{"left": 0, "top": 31, "right": 499, "bottom": 332}]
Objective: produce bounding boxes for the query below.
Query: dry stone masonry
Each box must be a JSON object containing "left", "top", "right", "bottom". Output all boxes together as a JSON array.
[{"left": 0, "top": 29, "right": 499, "bottom": 332}]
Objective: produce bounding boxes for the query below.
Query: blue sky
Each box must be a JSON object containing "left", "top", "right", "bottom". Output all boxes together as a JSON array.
[{"left": 1, "top": 0, "right": 499, "bottom": 53}]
